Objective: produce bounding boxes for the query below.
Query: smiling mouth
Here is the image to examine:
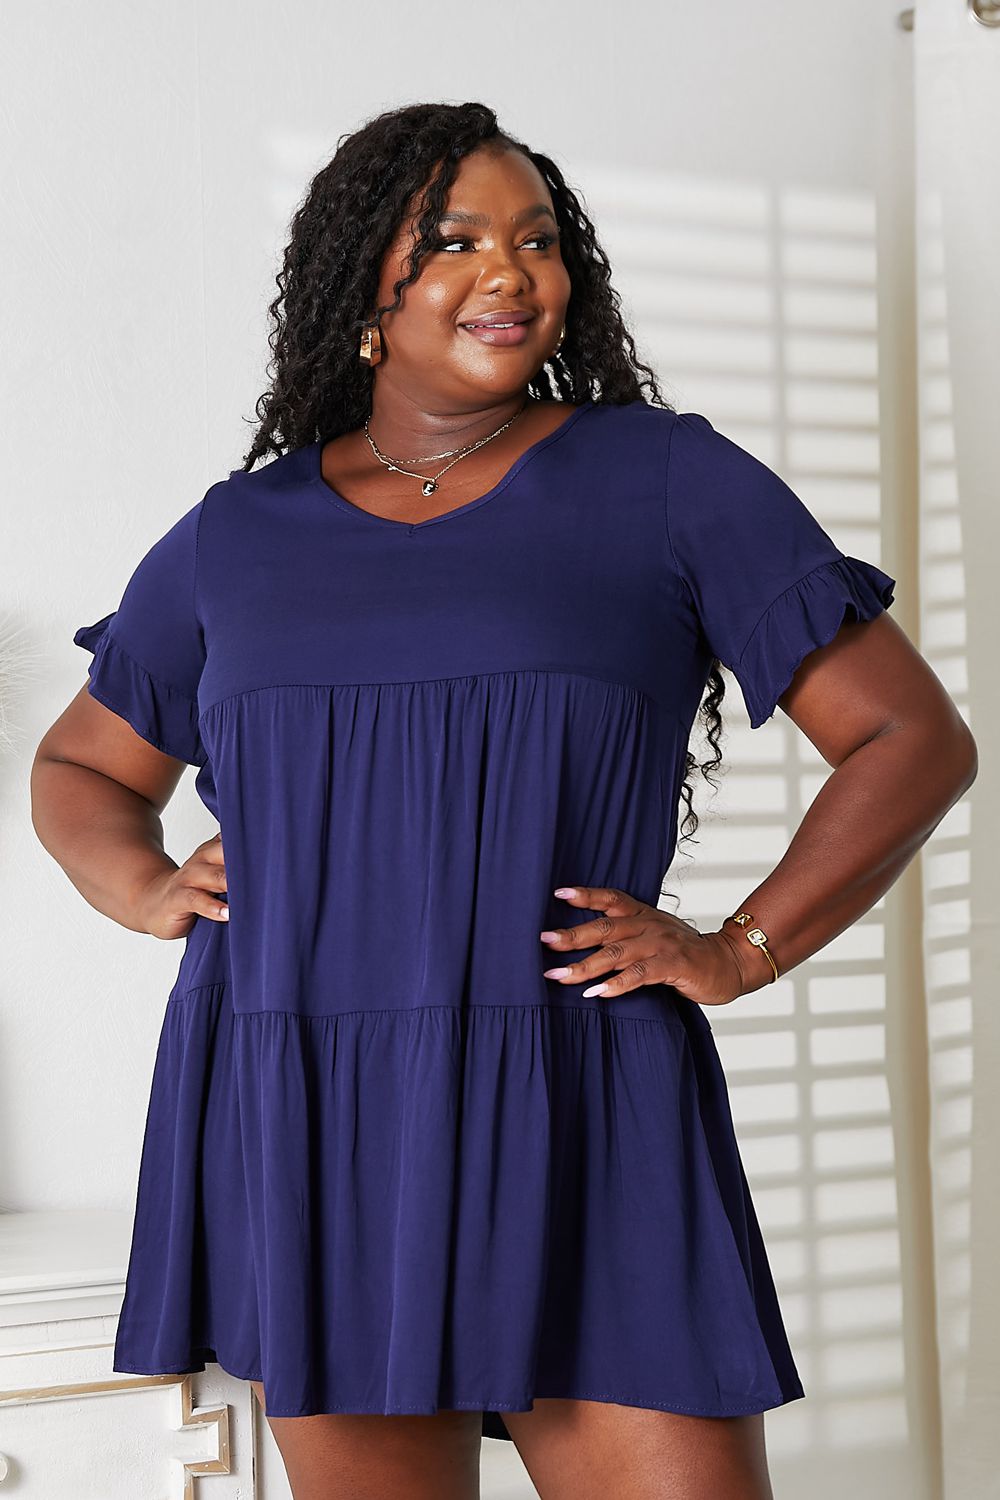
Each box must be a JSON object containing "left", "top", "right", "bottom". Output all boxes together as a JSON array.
[{"left": 459, "top": 321, "right": 535, "bottom": 346}]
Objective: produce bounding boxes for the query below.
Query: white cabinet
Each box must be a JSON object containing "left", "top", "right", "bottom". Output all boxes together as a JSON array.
[{"left": 0, "top": 1209, "right": 289, "bottom": 1499}]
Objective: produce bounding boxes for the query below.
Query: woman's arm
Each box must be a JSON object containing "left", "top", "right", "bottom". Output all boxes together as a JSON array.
[
  {"left": 716, "top": 610, "right": 978, "bottom": 992},
  {"left": 541, "top": 612, "right": 978, "bottom": 1006},
  {"left": 30, "top": 685, "right": 220, "bottom": 936}
]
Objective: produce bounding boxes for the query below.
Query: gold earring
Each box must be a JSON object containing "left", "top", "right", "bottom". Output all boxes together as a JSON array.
[
  {"left": 554, "top": 323, "right": 566, "bottom": 352},
  {"left": 359, "top": 320, "right": 382, "bottom": 366}
]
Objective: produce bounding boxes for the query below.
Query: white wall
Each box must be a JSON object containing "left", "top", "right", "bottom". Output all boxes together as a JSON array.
[{"left": 3, "top": 2, "right": 923, "bottom": 1494}]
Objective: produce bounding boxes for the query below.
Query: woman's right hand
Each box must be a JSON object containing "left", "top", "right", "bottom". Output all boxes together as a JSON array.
[{"left": 134, "top": 831, "right": 229, "bottom": 940}]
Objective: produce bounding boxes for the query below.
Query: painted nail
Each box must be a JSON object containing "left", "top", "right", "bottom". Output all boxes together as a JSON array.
[
  {"left": 544, "top": 967, "right": 572, "bottom": 979},
  {"left": 539, "top": 931, "right": 560, "bottom": 942},
  {"left": 582, "top": 983, "right": 608, "bottom": 998},
  {"left": 553, "top": 887, "right": 577, "bottom": 898}
]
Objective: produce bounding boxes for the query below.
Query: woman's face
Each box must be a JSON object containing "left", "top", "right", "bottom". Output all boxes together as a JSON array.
[{"left": 371, "top": 145, "right": 571, "bottom": 410}]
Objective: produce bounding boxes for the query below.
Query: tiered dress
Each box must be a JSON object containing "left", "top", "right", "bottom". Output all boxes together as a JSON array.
[{"left": 74, "top": 398, "right": 896, "bottom": 1436}]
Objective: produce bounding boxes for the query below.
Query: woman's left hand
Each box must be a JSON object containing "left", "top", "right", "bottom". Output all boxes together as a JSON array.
[{"left": 540, "top": 885, "right": 749, "bottom": 1009}]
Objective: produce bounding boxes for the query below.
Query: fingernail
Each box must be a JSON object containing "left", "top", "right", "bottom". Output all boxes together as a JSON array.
[
  {"left": 539, "top": 931, "right": 560, "bottom": 942},
  {"left": 582, "top": 983, "right": 607, "bottom": 998},
  {"left": 544, "top": 967, "right": 572, "bottom": 979},
  {"left": 219, "top": 905, "right": 229, "bottom": 919},
  {"left": 553, "top": 887, "right": 577, "bottom": 898}
]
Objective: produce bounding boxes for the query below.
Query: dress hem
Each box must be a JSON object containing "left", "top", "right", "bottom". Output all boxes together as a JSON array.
[{"left": 111, "top": 1354, "right": 804, "bottom": 1423}]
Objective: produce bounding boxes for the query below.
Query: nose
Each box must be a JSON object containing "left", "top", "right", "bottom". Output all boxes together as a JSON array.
[{"left": 476, "top": 246, "right": 531, "bottom": 292}]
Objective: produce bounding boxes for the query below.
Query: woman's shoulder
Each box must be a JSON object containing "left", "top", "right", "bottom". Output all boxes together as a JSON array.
[
  {"left": 588, "top": 395, "right": 688, "bottom": 443},
  {"left": 194, "top": 443, "right": 318, "bottom": 532},
  {"left": 223, "top": 441, "right": 316, "bottom": 493}
]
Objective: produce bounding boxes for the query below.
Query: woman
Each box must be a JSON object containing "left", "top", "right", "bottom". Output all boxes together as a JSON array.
[{"left": 31, "top": 101, "right": 976, "bottom": 1500}]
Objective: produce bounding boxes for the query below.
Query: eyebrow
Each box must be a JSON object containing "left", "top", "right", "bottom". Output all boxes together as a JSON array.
[{"left": 435, "top": 203, "right": 558, "bottom": 229}]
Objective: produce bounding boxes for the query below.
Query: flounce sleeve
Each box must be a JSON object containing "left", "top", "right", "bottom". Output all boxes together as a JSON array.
[
  {"left": 73, "top": 500, "right": 208, "bottom": 767},
  {"left": 665, "top": 411, "right": 897, "bottom": 728},
  {"left": 74, "top": 611, "right": 207, "bottom": 766},
  {"left": 734, "top": 554, "right": 896, "bottom": 730}
]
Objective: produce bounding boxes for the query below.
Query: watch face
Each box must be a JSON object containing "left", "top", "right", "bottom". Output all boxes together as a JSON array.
[{"left": 747, "top": 928, "right": 767, "bottom": 945}]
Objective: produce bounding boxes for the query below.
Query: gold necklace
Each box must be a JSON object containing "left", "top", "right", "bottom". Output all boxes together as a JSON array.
[{"left": 364, "top": 400, "right": 530, "bottom": 496}]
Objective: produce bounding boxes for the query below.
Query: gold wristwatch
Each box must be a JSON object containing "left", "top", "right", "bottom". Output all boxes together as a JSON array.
[{"left": 724, "top": 911, "right": 779, "bottom": 982}]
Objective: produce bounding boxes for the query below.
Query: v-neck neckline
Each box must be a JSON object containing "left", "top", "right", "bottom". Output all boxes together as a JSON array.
[{"left": 309, "top": 399, "right": 596, "bottom": 532}]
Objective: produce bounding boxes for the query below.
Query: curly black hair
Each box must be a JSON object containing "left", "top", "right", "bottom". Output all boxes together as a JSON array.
[{"left": 241, "top": 100, "right": 726, "bottom": 863}]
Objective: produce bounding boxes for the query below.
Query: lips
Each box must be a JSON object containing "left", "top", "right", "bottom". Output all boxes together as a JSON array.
[
  {"left": 459, "top": 310, "right": 537, "bottom": 348},
  {"left": 459, "top": 311, "right": 535, "bottom": 328},
  {"left": 460, "top": 321, "right": 534, "bottom": 347}
]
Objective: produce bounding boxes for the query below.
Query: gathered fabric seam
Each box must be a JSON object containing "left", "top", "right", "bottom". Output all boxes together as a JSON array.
[
  {"left": 198, "top": 665, "right": 684, "bottom": 725},
  {"left": 169, "top": 985, "right": 695, "bottom": 1031}
]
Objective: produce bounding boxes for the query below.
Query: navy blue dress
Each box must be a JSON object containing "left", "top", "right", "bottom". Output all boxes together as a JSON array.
[{"left": 74, "top": 399, "right": 895, "bottom": 1436}]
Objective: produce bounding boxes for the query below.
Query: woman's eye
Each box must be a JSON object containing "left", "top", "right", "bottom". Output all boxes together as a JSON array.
[{"left": 433, "top": 233, "right": 558, "bottom": 253}]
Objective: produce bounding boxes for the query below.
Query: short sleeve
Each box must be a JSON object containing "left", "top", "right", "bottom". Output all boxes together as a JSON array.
[
  {"left": 73, "top": 499, "right": 207, "bottom": 766},
  {"left": 665, "top": 411, "right": 897, "bottom": 729}
]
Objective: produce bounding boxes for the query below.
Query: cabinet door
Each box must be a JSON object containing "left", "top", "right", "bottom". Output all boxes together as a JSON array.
[{"left": 0, "top": 1338, "right": 268, "bottom": 1499}]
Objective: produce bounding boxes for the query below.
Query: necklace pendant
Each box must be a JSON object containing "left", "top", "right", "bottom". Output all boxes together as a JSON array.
[{"left": 422, "top": 479, "right": 437, "bottom": 496}]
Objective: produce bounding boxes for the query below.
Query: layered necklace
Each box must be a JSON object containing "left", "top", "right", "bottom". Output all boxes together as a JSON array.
[{"left": 363, "top": 399, "right": 530, "bottom": 496}]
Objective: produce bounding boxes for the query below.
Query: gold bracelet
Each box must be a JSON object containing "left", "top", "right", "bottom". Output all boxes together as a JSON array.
[{"left": 724, "top": 911, "right": 779, "bottom": 982}]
